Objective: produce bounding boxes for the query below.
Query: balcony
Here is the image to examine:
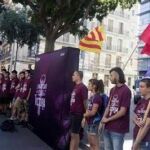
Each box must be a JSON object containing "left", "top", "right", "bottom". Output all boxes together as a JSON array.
[
  {"left": 110, "top": 11, "right": 130, "bottom": 19},
  {"left": 103, "top": 44, "right": 128, "bottom": 53},
  {"left": 105, "top": 26, "right": 129, "bottom": 36}
]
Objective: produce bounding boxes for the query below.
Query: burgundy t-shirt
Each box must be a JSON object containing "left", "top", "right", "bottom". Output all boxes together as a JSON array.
[
  {"left": 87, "top": 93, "right": 102, "bottom": 124},
  {"left": 1, "top": 78, "right": 10, "bottom": 97},
  {"left": 14, "top": 79, "right": 25, "bottom": 99},
  {"left": 133, "top": 99, "right": 150, "bottom": 142},
  {"left": 10, "top": 78, "right": 19, "bottom": 96},
  {"left": 19, "top": 78, "right": 32, "bottom": 99},
  {"left": 70, "top": 83, "right": 88, "bottom": 115},
  {"left": 105, "top": 84, "right": 131, "bottom": 134}
]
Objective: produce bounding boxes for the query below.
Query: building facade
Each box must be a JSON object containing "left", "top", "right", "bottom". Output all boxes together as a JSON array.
[
  {"left": 138, "top": 0, "right": 150, "bottom": 77},
  {"left": 0, "top": 5, "right": 138, "bottom": 93}
]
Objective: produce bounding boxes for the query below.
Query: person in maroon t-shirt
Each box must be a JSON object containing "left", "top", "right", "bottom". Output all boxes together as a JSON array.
[
  {"left": 0, "top": 73, "right": 4, "bottom": 111},
  {"left": 10, "top": 70, "right": 19, "bottom": 102},
  {"left": 1, "top": 71, "right": 11, "bottom": 109},
  {"left": 10, "top": 71, "right": 25, "bottom": 120},
  {"left": 70, "top": 71, "right": 88, "bottom": 150},
  {"left": 19, "top": 70, "right": 32, "bottom": 126},
  {"left": 132, "top": 78, "right": 150, "bottom": 150},
  {"left": 81, "top": 79, "right": 102, "bottom": 150},
  {"left": 99, "top": 67, "right": 131, "bottom": 150}
]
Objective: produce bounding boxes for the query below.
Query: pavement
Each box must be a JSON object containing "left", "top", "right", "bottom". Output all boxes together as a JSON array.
[{"left": 0, "top": 115, "right": 52, "bottom": 150}]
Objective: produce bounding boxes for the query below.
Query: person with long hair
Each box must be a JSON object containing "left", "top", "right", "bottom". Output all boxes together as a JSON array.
[
  {"left": 132, "top": 78, "right": 150, "bottom": 150},
  {"left": 100, "top": 67, "right": 131, "bottom": 150},
  {"left": 82, "top": 79, "right": 103, "bottom": 150}
]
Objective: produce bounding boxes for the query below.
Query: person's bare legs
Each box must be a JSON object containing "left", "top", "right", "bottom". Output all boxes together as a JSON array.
[
  {"left": 70, "top": 133, "right": 80, "bottom": 150},
  {"left": 88, "top": 134, "right": 99, "bottom": 150}
]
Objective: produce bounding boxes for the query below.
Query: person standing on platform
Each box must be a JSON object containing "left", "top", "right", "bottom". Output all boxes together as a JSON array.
[
  {"left": 0, "top": 73, "right": 4, "bottom": 112},
  {"left": 2, "top": 71, "right": 11, "bottom": 113},
  {"left": 19, "top": 70, "right": 32, "bottom": 127},
  {"left": 100, "top": 67, "right": 131, "bottom": 150},
  {"left": 10, "top": 71, "right": 25, "bottom": 120},
  {"left": 10, "top": 70, "right": 19, "bottom": 104},
  {"left": 70, "top": 71, "right": 88, "bottom": 150}
]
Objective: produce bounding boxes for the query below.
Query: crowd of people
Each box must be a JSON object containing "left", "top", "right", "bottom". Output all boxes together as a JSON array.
[
  {"left": 0, "top": 66, "right": 150, "bottom": 150},
  {"left": 69, "top": 67, "right": 150, "bottom": 150},
  {"left": 0, "top": 68, "right": 32, "bottom": 127}
]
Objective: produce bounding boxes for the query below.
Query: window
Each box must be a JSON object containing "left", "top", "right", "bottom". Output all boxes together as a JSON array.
[
  {"left": 119, "top": 22, "right": 124, "bottom": 34},
  {"left": 105, "top": 54, "right": 111, "bottom": 68},
  {"left": 132, "top": 10, "right": 135, "bottom": 16},
  {"left": 117, "top": 39, "right": 123, "bottom": 52},
  {"left": 128, "top": 77, "right": 131, "bottom": 87},
  {"left": 130, "top": 59, "right": 133, "bottom": 66},
  {"left": 108, "top": 19, "right": 113, "bottom": 32},
  {"left": 104, "top": 75, "right": 109, "bottom": 87},
  {"left": 106, "top": 37, "right": 112, "bottom": 50},
  {"left": 92, "top": 73, "right": 98, "bottom": 79},
  {"left": 28, "top": 46, "right": 36, "bottom": 57},
  {"left": 116, "top": 56, "right": 122, "bottom": 67},
  {"left": 63, "top": 33, "right": 70, "bottom": 42}
]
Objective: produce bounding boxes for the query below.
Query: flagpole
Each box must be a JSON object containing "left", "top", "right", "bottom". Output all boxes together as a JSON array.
[{"left": 123, "top": 41, "right": 140, "bottom": 71}]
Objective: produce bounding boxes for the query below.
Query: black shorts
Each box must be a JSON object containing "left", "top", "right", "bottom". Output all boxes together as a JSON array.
[
  {"left": 70, "top": 114, "right": 83, "bottom": 134},
  {"left": 1, "top": 97, "right": 11, "bottom": 104}
]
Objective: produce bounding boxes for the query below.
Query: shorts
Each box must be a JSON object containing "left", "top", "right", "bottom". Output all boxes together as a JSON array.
[
  {"left": 70, "top": 114, "right": 83, "bottom": 134},
  {"left": 86, "top": 124, "right": 99, "bottom": 135},
  {"left": 19, "top": 99, "right": 29, "bottom": 113},
  {"left": 1, "top": 97, "right": 11, "bottom": 104},
  {"left": 14, "top": 97, "right": 28, "bottom": 113}
]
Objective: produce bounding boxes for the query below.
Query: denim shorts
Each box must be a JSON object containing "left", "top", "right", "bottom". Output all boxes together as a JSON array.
[
  {"left": 86, "top": 124, "right": 99, "bottom": 135},
  {"left": 140, "top": 142, "right": 150, "bottom": 150}
]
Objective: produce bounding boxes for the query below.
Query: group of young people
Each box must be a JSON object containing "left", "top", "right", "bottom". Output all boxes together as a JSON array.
[
  {"left": 0, "top": 69, "right": 32, "bottom": 126},
  {"left": 69, "top": 67, "right": 150, "bottom": 150}
]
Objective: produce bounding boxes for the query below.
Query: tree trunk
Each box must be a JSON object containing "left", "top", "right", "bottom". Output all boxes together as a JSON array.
[
  {"left": 14, "top": 42, "right": 19, "bottom": 70},
  {"left": 45, "top": 33, "right": 56, "bottom": 53}
]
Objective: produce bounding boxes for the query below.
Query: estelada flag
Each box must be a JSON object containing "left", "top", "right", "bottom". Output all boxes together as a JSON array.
[
  {"left": 141, "top": 43, "right": 150, "bottom": 55},
  {"left": 79, "top": 26, "right": 105, "bottom": 53},
  {"left": 140, "top": 24, "right": 150, "bottom": 45}
]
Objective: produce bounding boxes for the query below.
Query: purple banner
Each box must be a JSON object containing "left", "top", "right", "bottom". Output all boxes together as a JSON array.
[{"left": 29, "top": 47, "right": 80, "bottom": 150}]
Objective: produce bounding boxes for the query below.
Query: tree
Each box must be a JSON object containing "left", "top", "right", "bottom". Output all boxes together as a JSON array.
[
  {"left": 0, "top": 7, "right": 41, "bottom": 69},
  {"left": 0, "top": 8, "right": 41, "bottom": 48},
  {"left": 12, "top": 0, "right": 140, "bottom": 52}
]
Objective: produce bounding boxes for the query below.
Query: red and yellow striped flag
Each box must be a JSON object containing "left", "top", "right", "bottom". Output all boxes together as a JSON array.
[{"left": 79, "top": 26, "right": 105, "bottom": 53}]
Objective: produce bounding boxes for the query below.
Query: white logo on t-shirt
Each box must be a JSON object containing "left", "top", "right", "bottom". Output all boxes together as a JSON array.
[
  {"left": 109, "top": 95, "right": 119, "bottom": 116},
  {"left": 70, "top": 91, "right": 76, "bottom": 106}
]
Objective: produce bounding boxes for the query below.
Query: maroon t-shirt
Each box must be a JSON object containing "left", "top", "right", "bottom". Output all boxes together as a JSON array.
[
  {"left": 70, "top": 83, "right": 88, "bottom": 115},
  {"left": 10, "top": 78, "right": 19, "bottom": 96},
  {"left": 1, "top": 78, "right": 11, "bottom": 97},
  {"left": 14, "top": 79, "right": 25, "bottom": 99},
  {"left": 0, "top": 79, "right": 4, "bottom": 97},
  {"left": 87, "top": 93, "right": 102, "bottom": 124},
  {"left": 105, "top": 84, "right": 131, "bottom": 134},
  {"left": 19, "top": 78, "right": 32, "bottom": 99},
  {"left": 133, "top": 99, "right": 150, "bottom": 142}
]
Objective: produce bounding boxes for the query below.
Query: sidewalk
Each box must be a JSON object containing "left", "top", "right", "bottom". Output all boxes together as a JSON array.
[{"left": 0, "top": 115, "right": 52, "bottom": 150}]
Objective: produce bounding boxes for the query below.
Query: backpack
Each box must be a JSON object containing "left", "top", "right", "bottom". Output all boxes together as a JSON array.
[
  {"left": 93, "top": 93, "right": 109, "bottom": 124},
  {"left": 0, "top": 120, "right": 15, "bottom": 132}
]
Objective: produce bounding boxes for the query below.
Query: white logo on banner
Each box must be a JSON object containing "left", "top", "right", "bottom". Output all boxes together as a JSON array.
[{"left": 35, "top": 74, "right": 47, "bottom": 116}]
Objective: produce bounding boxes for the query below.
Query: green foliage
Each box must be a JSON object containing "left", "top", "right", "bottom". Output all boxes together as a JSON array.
[
  {"left": 0, "top": 8, "right": 41, "bottom": 48},
  {"left": 12, "top": 0, "right": 140, "bottom": 51}
]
